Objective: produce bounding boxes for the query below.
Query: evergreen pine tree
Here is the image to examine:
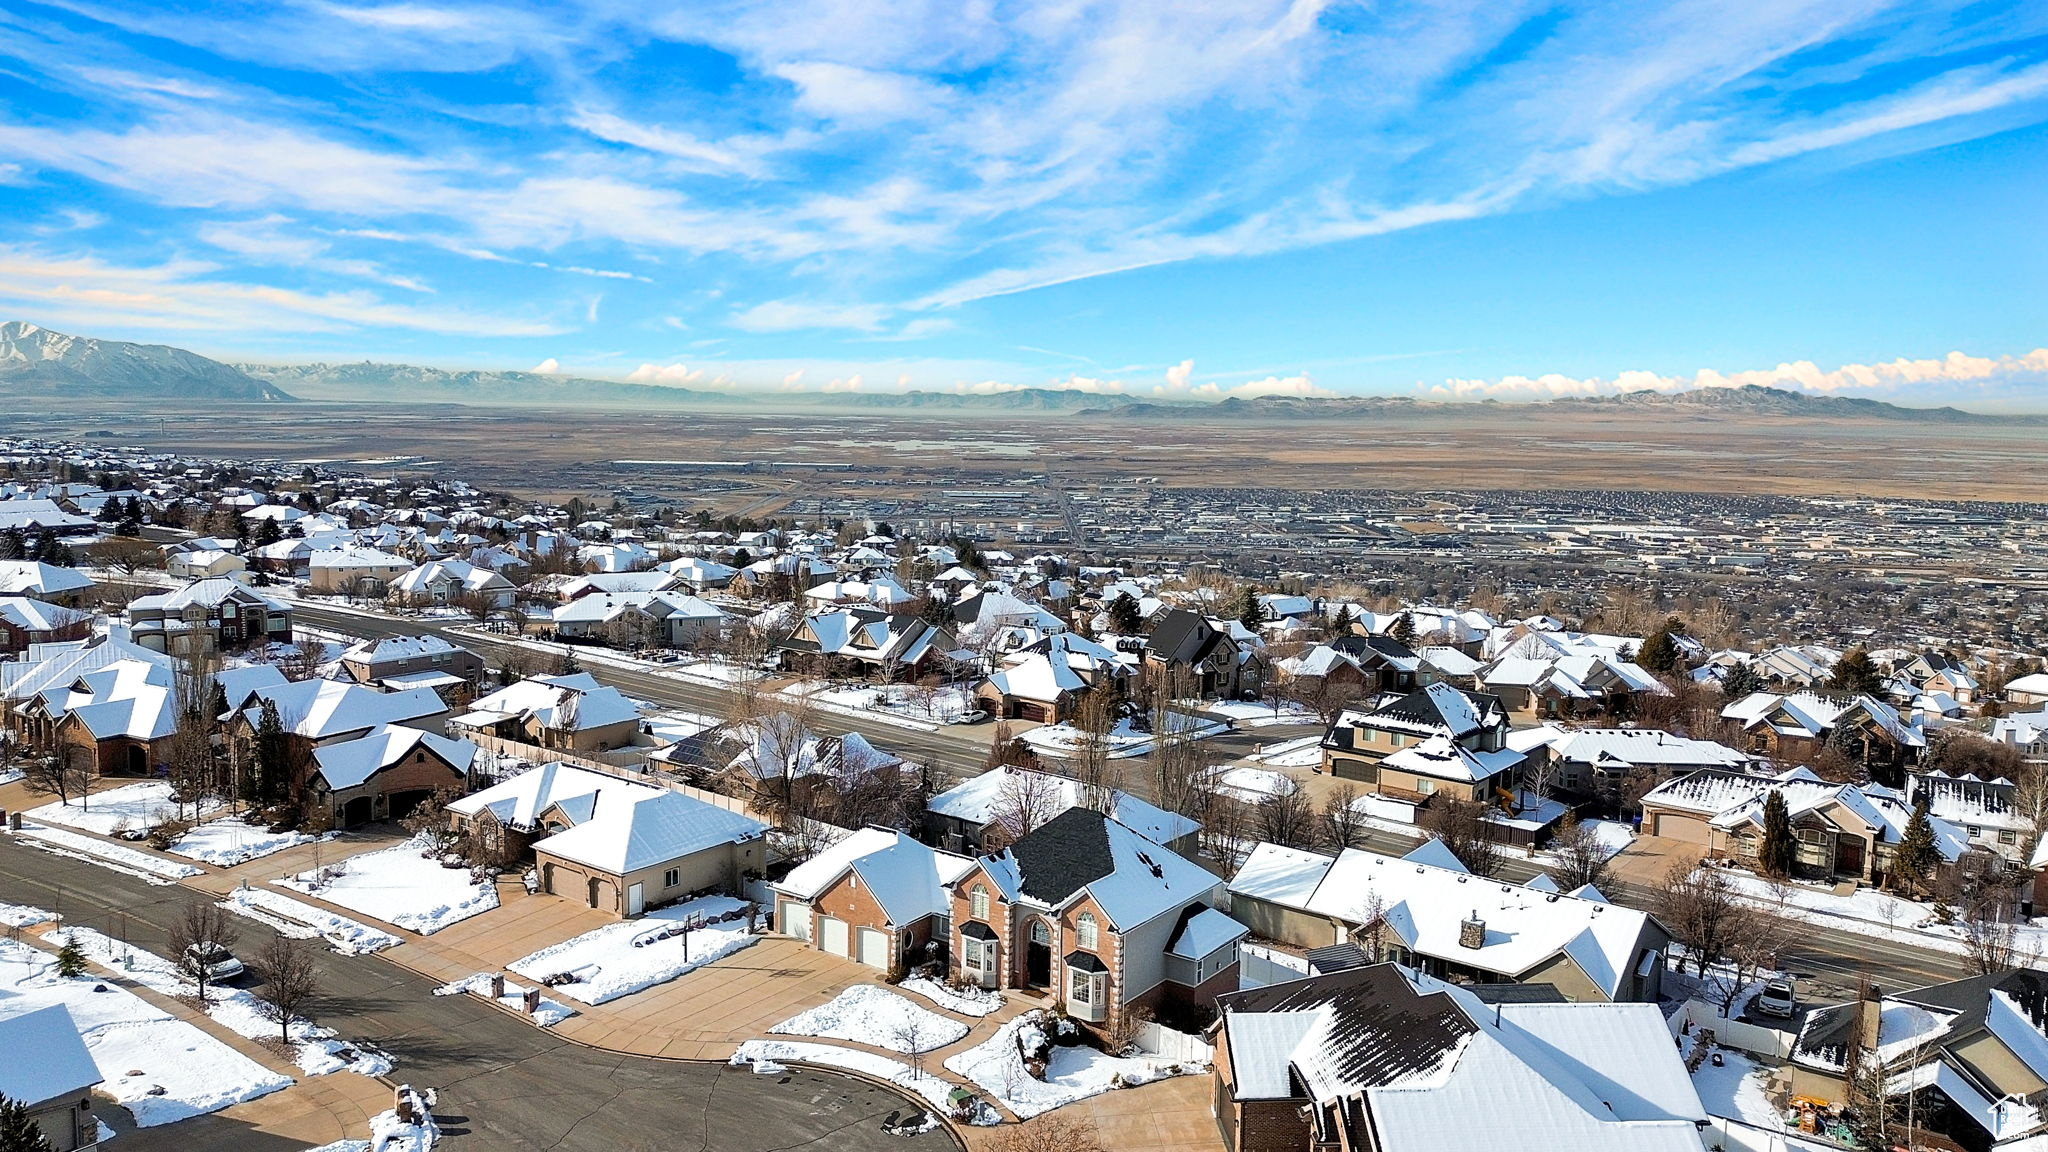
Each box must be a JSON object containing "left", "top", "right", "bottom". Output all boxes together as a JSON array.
[
  {"left": 54, "top": 933, "right": 87, "bottom": 979},
  {"left": 0, "top": 1093, "right": 56, "bottom": 1152},
  {"left": 1758, "top": 789, "right": 1796, "bottom": 878},
  {"left": 1106, "top": 592, "right": 1143, "bottom": 635},
  {"left": 1233, "top": 587, "right": 1265, "bottom": 630},
  {"left": 1891, "top": 795, "right": 1940, "bottom": 895},
  {"left": 1720, "top": 661, "right": 1764, "bottom": 699},
  {"left": 1829, "top": 647, "right": 1883, "bottom": 695},
  {"left": 1390, "top": 611, "right": 1416, "bottom": 645},
  {"left": 1329, "top": 604, "right": 1354, "bottom": 636},
  {"left": 254, "top": 699, "right": 290, "bottom": 807},
  {"left": 1639, "top": 627, "right": 1681, "bottom": 673}
]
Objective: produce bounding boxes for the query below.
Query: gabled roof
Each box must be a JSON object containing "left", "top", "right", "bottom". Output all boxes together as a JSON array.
[
  {"left": 462, "top": 673, "right": 639, "bottom": 732},
  {"left": 775, "top": 826, "right": 974, "bottom": 927},
  {"left": 313, "top": 725, "right": 477, "bottom": 791},
  {"left": 535, "top": 788, "right": 766, "bottom": 873},
  {"left": 447, "top": 761, "right": 653, "bottom": 830},
  {"left": 979, "top": 807, "right": 1221, "bottom": 930},
  {"left": 0, "top": 1005, "right": 101, "bottom": 1104},
  {"left": 1365, "top": 682, "right": 1503, "bottom": 739},
  {"left": 926, "top": 766, "right": 1200, "bottom": 845},
  {"left": 241, "top": 678, "right": 448, "bottom": 740}
]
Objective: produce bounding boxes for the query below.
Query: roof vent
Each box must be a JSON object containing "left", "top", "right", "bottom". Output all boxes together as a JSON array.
[{"left": 1459, "top": 912, "right": 1485, "bottom": 950}]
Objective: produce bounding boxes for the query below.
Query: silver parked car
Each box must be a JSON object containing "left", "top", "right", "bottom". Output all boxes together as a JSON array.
[
  {"left": 1753, "top": 978, "right": 1797, "bottom": 1019},
  {"left": 182, "top": 942, "right": 244, "bottom": 984}
]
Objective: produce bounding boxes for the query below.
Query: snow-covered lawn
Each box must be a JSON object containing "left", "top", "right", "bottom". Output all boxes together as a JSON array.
[
  {"left": 26, "top": 781, "right": 195, "bottom": 836},
  {"left": 779, "top": 680, "right": 978, "bottom": 728},
  {"left": 0, "top": 899, "right": 58, "bottom": 928},
  {"left": 944, "top": 1014, "right": 1203, "bottom": 1119},
  {"left": 1022, "top": 713, "right": 1228, "bottom": 760},
  {"left": 1718, "top": 865, "right": 2048, "bottom": 957},
  {"left": 434, "top": 973, "right": 575, "bottom": 1028},
  {"left": 170, "top": 816, "right": 326, "bottom": 867},
  {"left": 0, "top": 767, "right": 23, "bottom": 786},
  {"left": 770, "top": 985, "right": 970, "bottom": 1053},
  {"left": 1244, "top": 735, "right": 1324, "bottom": 768},
  {"left": 15, "top": 825, "right": 203, "bottom": 884},
  {"left": 1215, "top": 766, "right": 1295, "bottom": 802},
  {"left": 1690, "top": 1047, "right": 1787, "bottom": 1132},
  {"left": 1185, "top": 698, "right": 1321, "bottom": 728},
  {"left": 507, "top": 894, "right": 754, "bottom": 1005},
  {"left": 0, "top": 936, "right": 291, "bottom": 1127},
  {"left": 732, "top": 1040, "right": 989, "bottom": 1123},
  {"left": 277, "top": 836, "right": 498, "bottom": 935},
  {"left": 900, "top": 976, "right": 1005, "bottom": 1018},
  {"left": 218, "top": 888, "right": 400, "bottom": 956},
  {"left": 59, "top": 926, "right": 392, "bottom": 1078}
]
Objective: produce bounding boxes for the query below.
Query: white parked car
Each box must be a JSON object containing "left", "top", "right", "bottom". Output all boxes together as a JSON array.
[{"left": 1753, "top": 978, "right": 1797, "bottom": 1019}]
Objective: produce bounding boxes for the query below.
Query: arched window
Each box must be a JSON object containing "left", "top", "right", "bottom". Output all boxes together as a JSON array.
[
  {"left": 970, "top": 884, "right": 990, "bottom": 921},
  {"left": 1076, "top": 912, "right": 1098, "bottom": 951}
]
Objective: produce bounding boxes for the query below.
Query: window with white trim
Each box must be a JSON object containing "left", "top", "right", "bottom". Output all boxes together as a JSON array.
[
  {"left": 1070, "top": 967, "right": 1094, "bottom": 1005},
  {"left": 663, "top": 868, "right": 680, "bottom": 887},
  {"left": 963, "top": 938, "right": 987, "bottom": 971},
  {"left": 1076, "top": 912, "right": 1098, "bottom": 951},
  {"left": 970, "top": 885, "right": 990, "bottom": 920}
]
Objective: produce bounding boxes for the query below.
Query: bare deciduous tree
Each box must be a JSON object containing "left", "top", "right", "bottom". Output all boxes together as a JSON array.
[
  {"left": 990, "top": 767, "right": 1063, "bottom": 847},
  {"left": 984, "top": 1112, "right": 1110, "bottom": 1152},
  {"left": 166, "top": 899, "right": 240, "bottom": 1007},
  {"left": 249, "top": 935, "right": 320, "bottom": 1043},
  {"left": 1419, "top": 798, "right": 1503, "bottom": 879},
  {"left": 1320, "top": 782, "right": 1364, "bottom": 851},
  {"left": 20, "top": 745, "right": 93, "bottom": 810},
  {"left": 1256, "top": 778, "right": 1316, "bottom": 848},
  {"left": 1653, "top": 863, "right": 1747, "bottom": 977},
  {"left": 1546, "top": 815, "right": 1614, "bottom": 894},
  {"left": 1069, "top": 689, "right": 1119, "bottom": 813}
]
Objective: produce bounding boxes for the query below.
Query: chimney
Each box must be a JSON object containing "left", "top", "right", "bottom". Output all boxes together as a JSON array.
[{"left": 1459, "top": 911, "right": 1485, "bottom": 950}]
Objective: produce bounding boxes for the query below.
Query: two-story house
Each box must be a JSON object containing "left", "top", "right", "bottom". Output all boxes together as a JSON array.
[
  {"left": 127, "top": 578, "right": 292, "bottom": 657},
  {"left": 1144, "top": 609, "right": 1261, "bottom": 699},
  {"left": 1320, "top": 683, "right": 1524, "bottom": 816},
  {"left": 949, "top": 807, "right": 1248, "bottom": 1029},
  {"left": 338, "top": 634, "right": 487, "bottom": 705},
  {"left": 0, "top": 596, "right": 90, "bottom": 657}
]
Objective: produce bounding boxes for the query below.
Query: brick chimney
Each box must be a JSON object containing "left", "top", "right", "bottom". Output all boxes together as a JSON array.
[{"left": 1459, "top": 911, "right": 1485, "bottom": 950}]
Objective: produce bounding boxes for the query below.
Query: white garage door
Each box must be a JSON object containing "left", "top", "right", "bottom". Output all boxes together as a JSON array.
[
  {"left": 782, "top": 902, "right": 812, "bottom": 941},
  {"left": 856, "top": 928, "right": 889, "bottom": 970},
  {"left": 820, "top": 916, "right": 850, "bottom": 958}
]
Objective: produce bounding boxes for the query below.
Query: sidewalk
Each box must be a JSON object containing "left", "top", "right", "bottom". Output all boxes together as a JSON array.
[{"left": 16, "top": 922, "right": 392, "bottom": 1150}]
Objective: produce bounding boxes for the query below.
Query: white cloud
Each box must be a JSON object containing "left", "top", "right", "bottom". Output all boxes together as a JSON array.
[
  {"left": 626, "top": 362, "right": 708, "bottom": 386},
  {"left": 1429, "top": 347, "right": 2048, "bottom": 402},
  {"left": 772, "top": 61, "right": 947, "bottom": 126},
  {"left": 730, "top": 299, "right": 890, "bottom": 332},
  {"left": 1195, "top": 373, "right": 1331, "bottom": 400},
  {"left": 530, "top": 357, "right": 559, "bottom": 373},
  {"left": 0, "top": 245, "right": 563, "bottom": 337}
]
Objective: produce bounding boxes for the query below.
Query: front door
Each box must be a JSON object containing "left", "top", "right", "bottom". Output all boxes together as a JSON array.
[
  {"left": 626, "top": 883, "right": 644, "bottom": 917},
  {"left": 1835, "top": 836, "right": 1866, "bottom": 878},
  {"left": 1027, "top": 920, "right": 1052, "bottom": 987}
]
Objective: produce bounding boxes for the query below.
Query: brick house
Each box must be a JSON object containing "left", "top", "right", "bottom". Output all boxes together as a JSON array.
[
  {"left": 949, "top": 807, "right": 1247, "bottom": 1029},
  {"left": 450, "top": 673, "right": 640, "bottom": 754},
  {"left": 772, "top": 826, "right": 975, "bottom": 975},
  {"left": 127, "top": 578, "right": 293, "bottom": 657},
  {"left": 338, "top": 634, "right": 487, "bottom": 705},
  {"left": 0, "top": 596, "right": 90, "bottom": 657},
  {"left": 1143, "top": 609, "right": 1262, "bottom": 699},
  {"left": 310, "top": 724, "right": 479, "bottom": 827}
]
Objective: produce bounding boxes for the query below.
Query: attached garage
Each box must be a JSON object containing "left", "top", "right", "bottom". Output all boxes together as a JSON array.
[
  {"left": 781, "top": 901, "right": 812, "bottom": 941},
  {"left": 856, "top": 927, "right": 890, "bottom": 970},
  {"left": 820, "top": 916, "right": 850, "bottom": 958},
  {"left": 1645, "top": 808, "right": 1711, "bottom": 843}
]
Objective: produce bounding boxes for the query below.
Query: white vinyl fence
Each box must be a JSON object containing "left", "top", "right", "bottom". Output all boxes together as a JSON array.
[{"left": 1134, "top": 1022, "right": 1213, "bottom": 1065}]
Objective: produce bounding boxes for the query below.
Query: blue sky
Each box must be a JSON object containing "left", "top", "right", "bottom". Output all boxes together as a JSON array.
[{"left": 1, "top": 0, "right": 2044, "bottom": 404}]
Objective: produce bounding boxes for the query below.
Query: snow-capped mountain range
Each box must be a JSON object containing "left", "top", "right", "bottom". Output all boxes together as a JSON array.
[{"left": 0, "top": 321, "right": 294, "bottom": 401}]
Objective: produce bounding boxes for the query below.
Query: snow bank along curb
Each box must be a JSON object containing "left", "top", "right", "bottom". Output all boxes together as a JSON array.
[
  {"left": 13, "top": 824, "right": 204, "bottom": 884},
  {"left": 731, "top": 1039, "right": 996, "bottom": 1125},
  {"left": 768, "top": 984, "right": 970, "bottom": 1052},
  {"left": 218, "top": 887, "right": 401, "bottom": 956},
  {"left": 433, "top": 973, "right": 575, "bottom": 1028},
  {"left": 506, "top": 894, "right": 755, "bottom": 1005}
]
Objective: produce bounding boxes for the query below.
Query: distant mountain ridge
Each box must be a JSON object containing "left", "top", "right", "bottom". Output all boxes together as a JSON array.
[
  {"left": 1078, "top": 384, "right": 2032, "bottom": 422},
  {"left": 238, "top": 360, "right": 1150, "bottom": 412},
  {"left": 0, "top": 322, "right": 292, "bottom": 401}
]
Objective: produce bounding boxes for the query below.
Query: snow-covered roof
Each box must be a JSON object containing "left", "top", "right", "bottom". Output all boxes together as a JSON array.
[
  {"left": 0, "top": 1005, "right": 101, "bottom": 1104},
  {"left": 1380, "top": 734, "right": 1525, "bottom": 784},
  {"left": 241, "top": 678, "right": 447, "bottom": 740},
  {"left": 463, "top": 673, "right": 640, "bottom": 733},
  {"left": 535, "top": 789, "right": 766, "bottom": 873},
  {"left": 926, "top": 766, "right": 1200, "bottom": 845},
  {"left": 448, "top": 761, "right": 654, "bottom": 830},
  {"left": 1167, "top": 905, "right": 1249, "bottom": 960},
  {"left": 0, "top": 560, "right": 93, "bottom": 596},
  {"left": 313, "top": 725, "right": 477, "bottom": 790},
  {"left": 978, "top": 807, "right": 1222, "bottom": 931},
  {"left": 1232, "top": 843, "right": 1655, "bottom": 999},
  {"left": 775, "top": 827, "right": 974, "bottom": 927}
]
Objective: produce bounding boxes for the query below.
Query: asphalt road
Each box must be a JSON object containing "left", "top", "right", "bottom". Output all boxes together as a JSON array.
[
  {"left": 0, "top": 837, "right": 957, "bottom": 1152},
  {"left": 296, "top": 604, "right": 1967, "bottom": 1007}
]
